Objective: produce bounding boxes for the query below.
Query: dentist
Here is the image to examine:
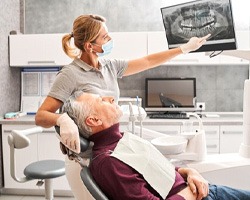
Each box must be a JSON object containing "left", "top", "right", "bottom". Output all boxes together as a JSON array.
[{"left": 35, "top": 14, "right": 210, "bottom": 200}]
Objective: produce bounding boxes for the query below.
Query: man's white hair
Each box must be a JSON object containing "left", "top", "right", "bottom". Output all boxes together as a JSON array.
[{"left": 62, "top": 91, "right": 93, "bottom": 138}]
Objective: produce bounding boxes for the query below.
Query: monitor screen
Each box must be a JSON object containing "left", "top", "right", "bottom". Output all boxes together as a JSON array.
[
  {"left": 145, "top": 78, "right": 196, "bottom": 112},
  {"left": 161, "top": 0, "right": 237, "bottom": 52}
]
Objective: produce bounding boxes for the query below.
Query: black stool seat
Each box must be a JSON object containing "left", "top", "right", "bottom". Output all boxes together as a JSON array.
[{"left": 24, "top": 160, "right": 65, "bottom": 179}]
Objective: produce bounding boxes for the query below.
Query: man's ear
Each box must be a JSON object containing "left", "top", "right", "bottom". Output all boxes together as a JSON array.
[{"left": 85, "top": 116, "right": 102, "bottom": 127}]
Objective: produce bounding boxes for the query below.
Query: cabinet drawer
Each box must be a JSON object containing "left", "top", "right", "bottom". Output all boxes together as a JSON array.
[
  {"left": 220, "top": 125, "right": 243, "bottom": 153},
  {"left": 206, "top": 138, "right": 220, "bottom": 153},
  {"left": 143, "top": 125, "right": 181, "bottom": 136}
]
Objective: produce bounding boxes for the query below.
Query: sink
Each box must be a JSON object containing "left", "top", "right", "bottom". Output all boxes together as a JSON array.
[{"left": 151, "top": 136, "right": 188, "bottom": 155}]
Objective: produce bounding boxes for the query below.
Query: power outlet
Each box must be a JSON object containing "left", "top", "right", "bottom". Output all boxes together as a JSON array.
[{"left": 196, "top": 102, "right": 206, "bottom": 111}]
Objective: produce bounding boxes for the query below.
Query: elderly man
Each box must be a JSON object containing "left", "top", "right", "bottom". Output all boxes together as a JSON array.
[{"left": 62, "top": 91, "right": 250, "bottom": 200}]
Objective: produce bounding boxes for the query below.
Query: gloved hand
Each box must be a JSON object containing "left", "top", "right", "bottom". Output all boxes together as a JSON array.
[
  {"left": 180, "top": 34, "right": 211, "bottom": 54},
  {"left": 56, "top": 113, "right": 81, "bottom": 154}
]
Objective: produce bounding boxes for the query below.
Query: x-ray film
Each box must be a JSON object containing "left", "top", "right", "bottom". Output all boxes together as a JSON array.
[{"left": 161, "top": 0, "right": 237, "bottom": 52}]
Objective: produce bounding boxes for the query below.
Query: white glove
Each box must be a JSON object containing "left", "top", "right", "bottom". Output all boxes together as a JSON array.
[
  {"left": 180, "top": 34, "right": 211, "bottom": 54},
  {"left": 56, "top": 113, "right": 80, "bottom": 154}
]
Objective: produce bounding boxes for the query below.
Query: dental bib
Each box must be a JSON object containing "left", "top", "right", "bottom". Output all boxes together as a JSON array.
[{"left": 111, "top": 132, "right": 175, "bottom": 199}]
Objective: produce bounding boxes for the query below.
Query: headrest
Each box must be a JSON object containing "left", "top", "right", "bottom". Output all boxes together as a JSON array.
[{"left": 54, "top": 125, "right": 90, "bottom": 152}]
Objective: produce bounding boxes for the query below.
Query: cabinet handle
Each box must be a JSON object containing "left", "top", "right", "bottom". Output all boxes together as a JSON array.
[
  {"left": 3, "top": 130, "right": 12, "bottom": 133},
  {"left": 206, "top": 131, "right": 217, "bottom": 135},
  {"left": 4, "top": 130, "right": 54, "bottom": 134},
  {"left": 42, "top": 130, "right": 55, "bottom": 133},
  {"left": 170, "top": 59, "right": 199, "bottom": 62},
  {"left": 207, "top": 144, "right": 217, "bottom": 148},
  {"left": 28, "top": 61, "right": 56, "bottom": 65},
  {"left": 222, "top": 131, "right": 242, "bottom": 134}
]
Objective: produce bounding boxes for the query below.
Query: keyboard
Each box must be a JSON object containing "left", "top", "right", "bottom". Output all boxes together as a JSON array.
[{"left": 149, "top": 113, "right": 189, "bottom": 119}]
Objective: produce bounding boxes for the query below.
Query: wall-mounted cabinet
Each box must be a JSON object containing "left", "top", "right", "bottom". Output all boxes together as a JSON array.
[
  {"left": 9, "top": 34, "right": 72, "bottom": 67},
  {"left": 105, "top": 32, "right": 148, "bottom": 60},
  {"left": 147, "top": 31, "right": 249, "bottom": 65},
  {"left": 9, "top": 31, "right": 249, "bottom": 67}
]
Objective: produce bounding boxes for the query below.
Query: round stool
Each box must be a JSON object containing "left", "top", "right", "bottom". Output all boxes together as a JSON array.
[{"left": 24, "top": 159, "right": 65, "bottom": 200}]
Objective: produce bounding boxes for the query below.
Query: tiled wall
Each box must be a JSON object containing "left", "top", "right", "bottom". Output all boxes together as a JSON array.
[
  {"left": 24, "top": 0, "right": 249, "bottom": 112},
  {"left": 118, "top": 64, "right": 249, "bottom": 112},
  {"left": 0, "top": 0, "right": 22, "bottom": 188}
]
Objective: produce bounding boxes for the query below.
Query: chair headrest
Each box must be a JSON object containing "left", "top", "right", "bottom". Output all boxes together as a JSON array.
[{"left": 54, "top": 125, "right": 90, "bottom": 152}]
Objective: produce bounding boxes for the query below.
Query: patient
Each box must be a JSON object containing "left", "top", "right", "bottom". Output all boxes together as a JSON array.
[{"left": 62, "top": 91, "right": 250, "bottom": 200}]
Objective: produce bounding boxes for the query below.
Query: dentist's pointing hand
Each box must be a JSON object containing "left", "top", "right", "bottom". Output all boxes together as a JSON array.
[
  {"left": 180, "top": 34, "right": 211, "bottom": 54},
  {"left": 56, "top": 113, "right": 80, "bottom": 154}
]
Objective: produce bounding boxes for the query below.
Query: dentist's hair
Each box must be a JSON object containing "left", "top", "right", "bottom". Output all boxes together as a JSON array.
[
  {"left": 62, "top": 91, "right": 93, "bottom": 138},
  {"left": 62, "top": 14, "right": 106, "bottom": 59}
]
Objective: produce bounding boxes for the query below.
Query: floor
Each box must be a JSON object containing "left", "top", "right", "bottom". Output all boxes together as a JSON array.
[{"left": 0, "top": 195, "right": 75, "bottom": 200}]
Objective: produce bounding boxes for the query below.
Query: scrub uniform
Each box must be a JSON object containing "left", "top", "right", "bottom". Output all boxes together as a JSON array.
[{"left": 48, "top": 57, "right": 128, "bottom": 200}]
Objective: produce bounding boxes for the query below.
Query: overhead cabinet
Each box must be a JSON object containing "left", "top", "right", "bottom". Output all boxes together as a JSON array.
[
  {"left": 9, "top": 34, "right": 72, "bottom": 67},
  {"left": 9, "top": 31, "right": 250, "bottom": 67}
]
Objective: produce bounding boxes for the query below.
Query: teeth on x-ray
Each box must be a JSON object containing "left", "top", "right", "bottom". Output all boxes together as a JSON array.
[{"left": 181, "top": 15, "right": 216, "bottom": 37}]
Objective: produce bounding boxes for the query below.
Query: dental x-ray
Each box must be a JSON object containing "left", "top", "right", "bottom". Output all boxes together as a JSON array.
[{"left": 161, "top": 0, "right": 237, "bottom": 52}]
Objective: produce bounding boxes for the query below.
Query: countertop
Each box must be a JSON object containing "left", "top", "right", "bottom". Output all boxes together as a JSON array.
[{"left": 0, "top": 112, "right": 244, "bottom": 126}]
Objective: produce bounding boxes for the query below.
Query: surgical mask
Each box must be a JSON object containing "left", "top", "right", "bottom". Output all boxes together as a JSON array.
[{"left": 93, "top": 40, "right": 114, "bottom": 57}]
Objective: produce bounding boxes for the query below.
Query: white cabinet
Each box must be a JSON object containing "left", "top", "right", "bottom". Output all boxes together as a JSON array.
[
  {"left": 147, "top": 31, "right": 250, "bottom": 65},
  {"left": 105, "top": 32, "right": 148, "bottom": 60},
  {"left": 9, "top": 34, "right": 72, "bottom": 67},
  {"left": 147, "top": 32, "right": 221, "bottom": 65},
  {"left": 203, "top": 126, "right": 220, "bottom": 154},
  {"left": 9, "top": 31, "right": 250, "bottom": 67},
  {"left": 2, "top": 124, "right": 70, "bottom": 191},
  {"left": 220, "top": 125, "right": 243, "bottom": 153},
  {"left": 143, "top": 124, "right": 181, "bottom": 136}
]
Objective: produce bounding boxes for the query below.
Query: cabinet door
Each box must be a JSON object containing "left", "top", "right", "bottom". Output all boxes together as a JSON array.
[
  {"left": 2, "top": 125, "right": 70, "bottom": 191},
  {"left": 204, "top": 126, "right": 220, "bottom": 154},
  {"left": 2, "top": 125, "right": 38, "bottom": 189},
  {"left": 220, "top": 125, "right": 243, "bottom": 153},
  {"left": 105, "top": 32, "right": 148, "bottom": 60},
  {"left": 142, "top": 125, "right": 180, "bottom": 140},
  {"left": 147, "top": 32, "right": 220, "bottom": 65},
  {"left": 9, "top": 34, "right": 71, "bottom": 67}
]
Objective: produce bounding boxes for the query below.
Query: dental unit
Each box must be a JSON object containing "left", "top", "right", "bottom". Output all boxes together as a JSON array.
[{"left": 124, "top": 67, "right": 250, "bottom": 190}]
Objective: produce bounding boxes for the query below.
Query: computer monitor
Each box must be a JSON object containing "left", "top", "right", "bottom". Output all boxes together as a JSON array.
[
  {"left": 145, "top": 78, "right": 196, "bottom": 112},
  {"left": 161, "top": 0, "right": 237, "bottom": 52}
]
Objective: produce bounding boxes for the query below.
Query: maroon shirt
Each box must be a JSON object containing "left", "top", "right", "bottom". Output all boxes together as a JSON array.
[{"left": 89, "top": 123, "right": 187, "bottom": 200}]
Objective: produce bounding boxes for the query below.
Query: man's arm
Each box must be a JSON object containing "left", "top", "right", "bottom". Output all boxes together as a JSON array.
[{"left": 177, "top": 167, "right": 209, "bottom": 200}]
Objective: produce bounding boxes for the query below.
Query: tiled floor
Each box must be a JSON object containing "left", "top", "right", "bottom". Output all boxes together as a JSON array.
[{"left": 0, "top": 195, "right": 75, "bottom": 200}]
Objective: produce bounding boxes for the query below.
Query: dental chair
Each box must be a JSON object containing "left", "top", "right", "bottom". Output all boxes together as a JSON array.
[
  {"left": 54, "top": 126, "right": 109, "bottom": 200},
  {"left": 8, "top": 126, "right": 65, "bottom": 200}
]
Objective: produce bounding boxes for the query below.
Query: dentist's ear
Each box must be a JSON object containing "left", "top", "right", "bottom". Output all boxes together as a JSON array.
[
  {"left": 83, "top": 42, "right": 94, "bottom": 53},
  {"left": 85, "top": 116, "right": 102, "bottom": 126}
]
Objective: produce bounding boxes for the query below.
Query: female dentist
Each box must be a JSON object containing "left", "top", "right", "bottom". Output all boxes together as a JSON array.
[{"left": 35, "top": 14, "right": 210, "bottom": 200}]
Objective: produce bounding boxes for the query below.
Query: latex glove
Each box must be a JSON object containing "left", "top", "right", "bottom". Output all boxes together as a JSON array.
[
  {"left": 180, "top": 34, "right": 211, "bottom": 54},
  {"left": 56, "top": 113, "right": 80, "bottom": 153}
]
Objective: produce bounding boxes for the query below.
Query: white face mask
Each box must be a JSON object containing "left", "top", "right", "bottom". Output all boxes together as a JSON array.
[{"left": 92, "top": 40, "right": 114, "bottom": 57}]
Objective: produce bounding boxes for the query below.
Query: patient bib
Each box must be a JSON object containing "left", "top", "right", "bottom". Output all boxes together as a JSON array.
[{"left": 111, "top": 132, "right": 175, "bottom": 199}]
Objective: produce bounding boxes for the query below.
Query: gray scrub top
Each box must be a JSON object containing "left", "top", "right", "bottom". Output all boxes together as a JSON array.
[{"left": 48, "top": 58, "right": 128, "bottom": 103}]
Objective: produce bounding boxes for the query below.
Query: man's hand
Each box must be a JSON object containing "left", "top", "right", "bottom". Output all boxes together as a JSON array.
[
  {"left": 180, "top": 34, "right": 211, "bottom": 54},
  {"left": 178, "top": 167, "right": 209, "bottom": 200},
  {"left": 56, "top": 113, "right": 81, "bottom": 153}
]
